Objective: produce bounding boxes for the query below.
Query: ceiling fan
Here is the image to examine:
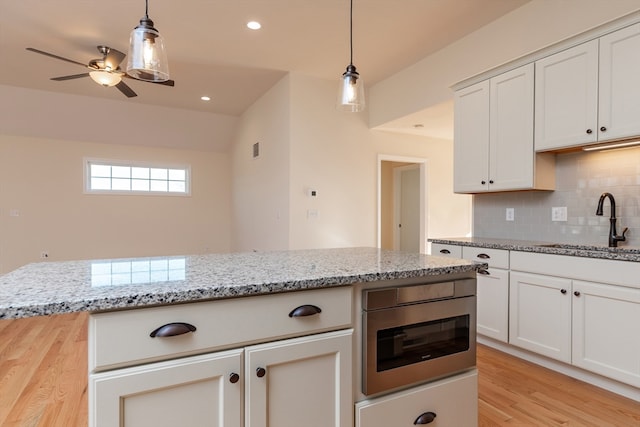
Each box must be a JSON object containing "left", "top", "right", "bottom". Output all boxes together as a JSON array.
[{"left": 26, "top": 45, "right": 175, "bottom": 98}]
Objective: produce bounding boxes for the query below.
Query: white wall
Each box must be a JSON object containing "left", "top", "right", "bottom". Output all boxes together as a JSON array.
[
  {"left": 0, "top": 87, "right": 234, "bottom": 273},
  {"left": 231, "top": 76, "right": 291, "bottom": 252},
  {"left": 369, "top": 0, "right": 640, "bottom": 128}
]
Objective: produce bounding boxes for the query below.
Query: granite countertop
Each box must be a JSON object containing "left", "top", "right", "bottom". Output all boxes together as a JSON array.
[
  {"left": 0, "top": 247, "right": 482, "bottom": 320},
  {"left": 429, "top": 237, "right": 640, "bottom": 262}
]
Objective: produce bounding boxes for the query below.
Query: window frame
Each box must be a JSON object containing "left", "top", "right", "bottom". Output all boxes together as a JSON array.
[{"left": 84, "top": 158, "right": 191, "bottom": 196}]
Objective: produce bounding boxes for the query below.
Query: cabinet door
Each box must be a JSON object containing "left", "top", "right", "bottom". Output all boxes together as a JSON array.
[
  {"left": 534, "top": 40, "right": 599, "bottom": 151},
  {"left": 430, "top": 243, "right": 462, "bottom": 258},
  {"left": 572, "top": 280, "right": 640, "bottom": 387},
  {"left": 598, "top": 23, "right": 640, "bottom": 142},
  {"left": 489, "top": 63, "right": 535, "bottom": 191},
  {"left": 477, "top": 268, "right": 509, "bottom": 342},
  {"left": 509, "top": 272, "right": 571, "bottom": 362},
  {"left": 245, "top": 329, "right": 353, "bottom": 427},
  {"left": 454, "top": 80, "right": 490, "bottom": 193},
  {"left": 90, "top": 349, "right": 242, "bottom": 427},
  {"left": 355, "top": 370, "right": 477, "bottom": 427}
]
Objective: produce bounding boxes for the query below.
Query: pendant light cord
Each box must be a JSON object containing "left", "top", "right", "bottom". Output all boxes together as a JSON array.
[
  {"left": 349, "top": 0, "right": 354, "bottom": 66},
  {"left": 144, "top": 0, "right": 149, "bottom": 19}
]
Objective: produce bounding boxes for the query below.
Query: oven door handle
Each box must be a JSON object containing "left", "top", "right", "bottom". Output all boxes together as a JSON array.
[{"left": 414, "top": 411, "right": 437, "bottom": 424}]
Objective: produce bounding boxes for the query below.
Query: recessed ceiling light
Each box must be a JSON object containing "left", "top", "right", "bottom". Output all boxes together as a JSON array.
[
  {"left": 247, "top": 21, "right": 261, "bottom": 30},
  {"left": 413, "top": 124, "right": 424, "bottom": 128},
  {"left": 201, "top": 96, "right": 211, "bottom": 101}
]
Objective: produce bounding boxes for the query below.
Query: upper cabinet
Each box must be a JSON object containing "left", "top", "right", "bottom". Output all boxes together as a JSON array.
[
  {"left": 454, "top": 64, "right": 555, "bottom": 193},
  {"left": 535, "top": 23, "right": 640, "bottom": 151}
]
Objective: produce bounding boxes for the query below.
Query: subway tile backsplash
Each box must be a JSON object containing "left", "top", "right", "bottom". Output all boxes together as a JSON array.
[{"left": 473, "top": 147, "right": 640, "bottom": 246}]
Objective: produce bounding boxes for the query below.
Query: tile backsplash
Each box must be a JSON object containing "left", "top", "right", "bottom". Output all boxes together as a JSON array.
[{"left": 473, "top": 146, "right": 640, "bottom": 247}]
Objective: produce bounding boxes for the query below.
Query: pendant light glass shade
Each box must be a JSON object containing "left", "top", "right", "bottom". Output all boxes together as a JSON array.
[
  {"left": 337, "top": 0, "right": 365, "bottom": 112},
  {"left": 89, "top": 70, "right": 122, "bottom": 87},
  {"left": 338, "top": 64, "right": 365, "bottom": 112},
  {"left": 126, "top": 1, "right": 170, "bottom": 82}
]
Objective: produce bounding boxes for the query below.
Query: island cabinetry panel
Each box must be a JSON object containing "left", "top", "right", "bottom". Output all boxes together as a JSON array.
[
  {"left": 535, "top": 23, "right": 640, "bottom": 151},
  {"left": 454, "top": 64, "right": 555, "bottom": 193},
  {"left": 90, "top": 349, "right": 243, "bottom": 427},
  {"left": 245, "top": 329, "right": 352, "bottom": 427},
  {"left": 355, "top": 370, "right": 477, "bottom": 427},
  {"left": 89, "top": 286, "right": 352, "bottom": 372}
]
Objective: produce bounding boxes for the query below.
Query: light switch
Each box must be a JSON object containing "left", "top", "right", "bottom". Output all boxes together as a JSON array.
[
  {"left": 506, "top": 208, "right": 515, "bottom": 221},
  {"left": 551, "top": 207, "right": 567, "bottom": 222}
]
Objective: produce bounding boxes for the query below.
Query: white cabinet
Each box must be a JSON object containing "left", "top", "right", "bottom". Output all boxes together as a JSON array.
[
  {"left": 89, "top": 287, "right": 354, "bottom": 427},
  {"left": 535, "top": 23, "right": 640, "bottom": 151},
  {"left": 454, "top": 64, "right": 555, "bottom": 193},
  {"left": 572, "top": 280, "right": 640, "bottom": 387},
  {"left": 509, "top": 271, "right": 572, "bottom": 362},
  {"left": 355, "top": 370, "right": 477, "bottom": 427},
  {"left": 462, "top": 247, "right": 509, "bottom": 343},
  {"left": 245, "top": 329, "right": 352, "bottom": 427},
  {"left": 90, "top": 350, "right": 243, "bottom": 427},
  {"left": 430, "top": 243, "right": 462, "bottom": 258}
]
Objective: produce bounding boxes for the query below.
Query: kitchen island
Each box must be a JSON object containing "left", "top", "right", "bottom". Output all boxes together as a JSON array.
[{"left": 0, "top": 247, "right": 483, "bottom": 426}]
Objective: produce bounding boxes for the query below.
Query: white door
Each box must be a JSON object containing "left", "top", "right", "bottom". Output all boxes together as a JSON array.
[
  {"left": 534, "top": 40, "right": 599, "bottom": 151},
  {"left": 509, "top": 272, "right": 572, "bottom": 362},
  {"left": 572, "top": 280, "right": 640, "bottom": 387},
  {"left": 453, "top": 80, "right": 490, "bottom": 193},
  {"left": 244, "top": 329, "right": 353, "bottom": 427},
  {"left": 489, "top": 63, "right": 534, "bottom": 191},
  {"left": 476, "top": 268, "right": 509, "bottom": 342},
  {"left": 395, "top": 165, "right": 420, "bottom": 252},
  {"left": 598, "top": 23, "right": 640, "bottom": 142},
  {"left": 90, "top": 349, "right": 243, "bottom": 427}
]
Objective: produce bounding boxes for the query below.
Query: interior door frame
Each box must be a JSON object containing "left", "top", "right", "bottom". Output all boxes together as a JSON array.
[
  {"left": 377, "top": 154, "right": 428, "bottom": 254},
  {"left": 393, "top": 164, "right": 421, "bottom": 251}
]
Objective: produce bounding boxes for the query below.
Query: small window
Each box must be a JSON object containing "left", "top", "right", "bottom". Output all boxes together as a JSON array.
[{"left": 85, "top": 159, "right": 190, "bottom": 195}]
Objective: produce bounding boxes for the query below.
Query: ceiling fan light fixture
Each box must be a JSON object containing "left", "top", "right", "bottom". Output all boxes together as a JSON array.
[
  {"left": 89, "top": 70, "right": 122, "bottom": 87},
  {"left": 126, "top": 0, "right": 170, "bottom": 82},
  {"left": 337, "top": 0, "right": 365, "bottom": 112}
]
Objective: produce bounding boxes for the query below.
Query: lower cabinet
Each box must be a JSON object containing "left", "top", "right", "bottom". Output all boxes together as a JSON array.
[
  {"left": 355, "top": 370, "right": 478, "bottom": 427},
  {"left": 477, "top": 267, "right": 509, "bottom": 342},
  {"left": 509, "top": 271, "right": 572, "bottom": 362},
  {"left": 90, "top": 329, "right": 353, "bottom": 427}
]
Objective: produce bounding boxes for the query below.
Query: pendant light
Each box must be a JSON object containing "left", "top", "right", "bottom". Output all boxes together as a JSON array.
[
  {"left": 337, "top": 0, "right": 365, "bottom": 112},
  {"left": 126, "top": 0, "right": 170, "bottom": 82}
]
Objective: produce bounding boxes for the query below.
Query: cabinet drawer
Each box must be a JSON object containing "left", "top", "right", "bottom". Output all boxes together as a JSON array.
[
  {"left": 462, "top": 246, "right": 509, "bottom": 269},
  {"left": 431, "top": 243, "right": 462, "bottom": 258},
  {"left": 355, "top": 370, "right": 478, "bottom": 427},
  {"left": 89, "top": 286, "right": 352, "bottom": 372}
]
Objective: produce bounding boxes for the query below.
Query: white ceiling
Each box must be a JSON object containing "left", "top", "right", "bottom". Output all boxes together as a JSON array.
[{"left": 0, "top": 0, "right": 528, "bottom": 137}]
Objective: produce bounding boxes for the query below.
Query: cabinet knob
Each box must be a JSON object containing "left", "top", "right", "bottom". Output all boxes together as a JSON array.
[
  {"left": 149, "top": 322, "right": 197, "bottom": 338},
  {"left": 560, "top": 289, "right": 567, "bottom": 294},
  {"left": 288, "top": 304, "right": 322, "bottom": 318},
  {"left": 229, "top": 373, "right": 240, "bottom": 384},
  {"left": 586, "top": 129, "right": 593, "bottom": 134},
  {"left": 414, "top": 411, "right": 437, "bottom": 424},
  {"left": 439, "top": 249, "right": 451, "bottom": 254},
  {"left": 574, "top": 291, "right": 581, "bottom": 297},
  {"left": 477, "top": 253, "right": 490, "bottom": 259},
  {"left": 481, "top": 180, "right": 486, "bottom": 185},
  {"left": 489, "top": 180, "right": 494, "bottom": 184},
  {"left": 600, "top": 126, "right": 607, "bottom": 132},
  {"left": 256, "top": 367, "right": 266, "bottom": 378}
]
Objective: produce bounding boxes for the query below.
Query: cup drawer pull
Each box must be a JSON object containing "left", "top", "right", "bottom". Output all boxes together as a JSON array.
[
  {"left": 150, "top": 322, "right": 197, "bottom": 338},
  {"left": 288, "top": 304, "right": 322, "bottom": 317}
]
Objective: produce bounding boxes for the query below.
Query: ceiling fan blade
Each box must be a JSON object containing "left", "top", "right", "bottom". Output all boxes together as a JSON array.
[
  {"left": 51, "top": 73, "right": 90, "bottom": 81},
  {"left": 26, "top": 47, "right": 87, "bottom": 68},
  {"left": 115, "top": 81, "right": 137, "bottom": 98},
  {"left": 104, "top": 47, "right": 126, "bottom": 70},
  {"left": 154, "top": 79, "right": 175, "bottom": 87}
]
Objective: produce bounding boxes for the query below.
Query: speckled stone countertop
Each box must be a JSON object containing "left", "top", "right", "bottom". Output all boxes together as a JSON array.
[
  {"left": 429, "top": 237, "right": 640, "bottom": 262},
  {"left": 0, "top": 247, "right": 482, "bottom": 320}
]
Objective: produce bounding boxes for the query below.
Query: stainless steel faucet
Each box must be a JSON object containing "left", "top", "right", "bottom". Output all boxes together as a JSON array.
[{"left": 595, "top": 192, "right": 628, "bottom": 247}]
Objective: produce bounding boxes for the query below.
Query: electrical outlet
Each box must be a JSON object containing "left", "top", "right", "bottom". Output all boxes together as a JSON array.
[
  {"left": 551, "top": 207, "right": 567, "bottom": 222},
  {"left": 506, "top": 208, "right": 515, "bottom": 221}
]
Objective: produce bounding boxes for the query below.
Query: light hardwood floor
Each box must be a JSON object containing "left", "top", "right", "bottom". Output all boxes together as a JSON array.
[{"left": 1, "top": 312, "right": 639, "bottom": 426}]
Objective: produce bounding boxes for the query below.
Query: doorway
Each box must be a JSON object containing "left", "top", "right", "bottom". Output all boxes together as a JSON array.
[{"left": 378, "top": 155, "right": 428, "bottom": 253}]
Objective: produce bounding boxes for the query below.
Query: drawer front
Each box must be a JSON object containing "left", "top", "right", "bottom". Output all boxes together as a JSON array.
[
  {"left": 462, "top": 246, "right": 509, "bottom": 269},
  {"left": 355, "top": 370, "right": 478, "bottom": 427},
  {"left": 431, "top": 243, "right": 462, "bottom": 258},
  {"left": 89, "top": 286, "right": 352, "bottom": 372}
]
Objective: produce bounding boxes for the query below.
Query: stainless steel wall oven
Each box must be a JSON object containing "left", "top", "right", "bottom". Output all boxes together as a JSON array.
[{"left": 362, "top": 278, "right": 476, "bottom": 396}]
